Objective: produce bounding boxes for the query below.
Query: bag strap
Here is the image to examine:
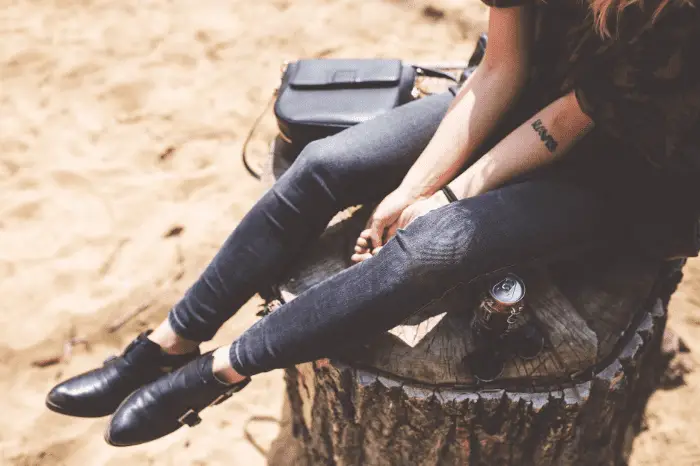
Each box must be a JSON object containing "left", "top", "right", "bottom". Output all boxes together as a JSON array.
[
  {"left": 412, "top": 66, "right": 459, "bottom": 82},
  {"left": 241, "top": 63, "right": 461, "bottom": 181},
  {"left": 242, "top": 91, "right": 278, "bottom": 180}
]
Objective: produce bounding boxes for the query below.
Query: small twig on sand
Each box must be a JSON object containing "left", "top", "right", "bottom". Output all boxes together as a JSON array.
[
  {"left": 158, "top": 146, "right": 177, "bottom": 162},
  {"left": 31, "top": 337, "right": 91, "bottom": 368},
  {"left": 98, "top": 238, "right": 129, "bottom": 277},
  {"left": 243, "top": 415, "right": 280, "bottom": 456},
  {"left": 164, "top": 225, "right": 184, "bottom": 238},
  {"left": 31, "top": 355, "right": 63, "bottom": 368},
  {"left": 106, "top": 299, "right": 157, "bottom": 334},
  {"left": 173, "top": 243, "right": 185, "bottom": 281},
  {"left": 106, "top": 241, "right": 186, "bottom": 333}
]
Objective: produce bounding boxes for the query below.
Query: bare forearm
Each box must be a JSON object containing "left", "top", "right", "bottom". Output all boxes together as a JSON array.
[
  {"left": 447, "top": 90, "right": 594, "bottom": 199},
  {"left": 397, "top": 63, "right": 528, "bottom": 200}
]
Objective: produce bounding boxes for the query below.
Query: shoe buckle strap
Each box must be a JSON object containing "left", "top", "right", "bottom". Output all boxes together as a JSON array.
[
  {"left": 177, "top": 379, "right": 250, "bottom": 427},
  {"left": 178, "top": 409, "right": 202, "bottom": 427},
  {"left": 210, "top": 392, "right": 233, "bottom": 406},
  {"left": 210, "top": 378, "right": 250, "bottom": 406},
  {"left": 176, "top": 392, "right": 234, "bottom": 427}
]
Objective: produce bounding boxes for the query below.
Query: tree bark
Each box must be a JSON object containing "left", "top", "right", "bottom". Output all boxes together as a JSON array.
[{"left": 267, "top": 296, "right": 671, "bottom": 466}]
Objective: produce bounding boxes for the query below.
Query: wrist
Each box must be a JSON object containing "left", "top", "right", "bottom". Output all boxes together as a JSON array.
[{"left": 395, "top": 184, "right": 428, "bottom": 203}]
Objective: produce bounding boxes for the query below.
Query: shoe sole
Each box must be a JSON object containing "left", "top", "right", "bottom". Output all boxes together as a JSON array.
[
  {"left": 45, "top": 397, "right": 112, "bottom": 418},
  {"left": 104, "top": 427, "right": 128, "bottom": 447}
]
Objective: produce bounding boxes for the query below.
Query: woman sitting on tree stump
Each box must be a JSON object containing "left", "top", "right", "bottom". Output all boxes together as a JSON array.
[{"left": 47, "top": 0, "right": 699, "bottom": 447}]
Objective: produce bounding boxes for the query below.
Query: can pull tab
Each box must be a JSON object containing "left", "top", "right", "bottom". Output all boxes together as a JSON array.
[
  {"left": 499, "top": 277, "right": 515, "bottom": 292},
  {"left": 489, "top": 274, "right": 526, "bottom": 306},
  {"left": 495, "top": 277, "right": 516, "bottom": 298}
]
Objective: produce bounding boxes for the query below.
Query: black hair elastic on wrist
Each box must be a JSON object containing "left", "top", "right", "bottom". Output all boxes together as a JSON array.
[{"left": 441, "top": 186, "right": 458, "bottom": 203}]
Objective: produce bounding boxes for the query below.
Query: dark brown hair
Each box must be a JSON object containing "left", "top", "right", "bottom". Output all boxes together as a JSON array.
[{"left": 589, "top": 0, "right": 694, "bottom": 38}]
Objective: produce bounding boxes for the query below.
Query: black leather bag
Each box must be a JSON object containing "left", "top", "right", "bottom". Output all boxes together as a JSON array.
[
  {"left": 242, "top": 34, "right": 488, "bottom": 179},
  {"left": 274, "top": 59, "right": 423, "bottom": 149},
  {"left": 241, "top": 61, "right": 459, "bottom": 179}
]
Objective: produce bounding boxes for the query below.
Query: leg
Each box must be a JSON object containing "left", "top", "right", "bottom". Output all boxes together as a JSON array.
[
  {"left": 45, "top": 92, "right": 454, "bottom": 420},
  {"left": 105, "top": 176, "right": 619, "bottom": 447},
  {"left": 165, "top": 92, "right": 455, "bottom": 343},
  {"left": 227, "top": 177, "right": 616, "bottom": 376}
]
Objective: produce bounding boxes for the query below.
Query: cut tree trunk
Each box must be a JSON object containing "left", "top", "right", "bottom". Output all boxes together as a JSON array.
[{"left": 262, "top": 137, "right": 684, "bottom": 466}]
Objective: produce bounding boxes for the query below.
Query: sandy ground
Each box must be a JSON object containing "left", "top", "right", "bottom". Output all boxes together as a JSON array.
[{"left": 0, "top": 0, "right": 697, "bottom": 464}]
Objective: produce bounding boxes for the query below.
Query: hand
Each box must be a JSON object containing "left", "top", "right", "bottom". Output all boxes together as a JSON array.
[
  {"left": 352, "top": 191, "right": 450, "bottom": 263},
  {"left": 350, "top": 189, "right": 415, "bottom": 263}
]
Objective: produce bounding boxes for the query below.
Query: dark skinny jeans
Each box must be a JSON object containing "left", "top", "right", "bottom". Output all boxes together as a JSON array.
[{"left": 168, "top": 92, "right": 627, "bottom": 376}]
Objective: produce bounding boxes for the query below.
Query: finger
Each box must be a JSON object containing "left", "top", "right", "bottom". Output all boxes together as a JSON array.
[
  {"left": 359, "top": 229, "right": 373, "bottom": 244},
  {"left": 367, "top": 219, "right": 385, "bottom": 249},
  {"left": 355, "top": 236, "right": 369, "bottom": 249},
  {"left": 354, "top": 245, "right": 368, "bottom": 254},
  {"left": 371, "top": 246, "right": 383, "bottom": 255},
  {"left": 351, "top": 252, "right": 373, "bottom": 263}
]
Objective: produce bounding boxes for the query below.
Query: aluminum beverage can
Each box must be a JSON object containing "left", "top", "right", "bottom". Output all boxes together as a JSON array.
[
  {"left": 476, "top": 274, "right": 526, "bottom": 330},
  {"left": 468, "top": 273, "right": 539, "bottom": 381},
  {"left": 487, "top": 274, "right": 525, "bottom": 310}
]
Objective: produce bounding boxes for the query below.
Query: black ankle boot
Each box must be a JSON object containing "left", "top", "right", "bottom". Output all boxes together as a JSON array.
[
  {"left": 105, "top": 352, "right": 250, "bottom": 447},
  {"left": 46, "top": 331, "right": 199, "bottom": 418}
]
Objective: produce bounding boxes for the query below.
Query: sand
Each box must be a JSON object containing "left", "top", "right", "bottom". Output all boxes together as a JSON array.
[{"left": 0, "top": 0, "right": 697, "bottom": 464}]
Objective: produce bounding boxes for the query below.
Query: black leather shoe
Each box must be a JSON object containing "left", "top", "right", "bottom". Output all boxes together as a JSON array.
[
  {"left": 46, "top": 331, "right": 199, "bottom": 418},
  {"left": 105, "top": 352, "right": 250, "bottom": 447}
]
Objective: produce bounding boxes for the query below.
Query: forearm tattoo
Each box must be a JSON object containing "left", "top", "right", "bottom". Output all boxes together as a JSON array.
[{"left": 531, "top": 119, "right": 558, "bottom": 152}]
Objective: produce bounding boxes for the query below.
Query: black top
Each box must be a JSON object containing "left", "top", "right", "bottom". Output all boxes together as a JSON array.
[{"left": 481, "top": 0, "right": 700, "bottom": 174}]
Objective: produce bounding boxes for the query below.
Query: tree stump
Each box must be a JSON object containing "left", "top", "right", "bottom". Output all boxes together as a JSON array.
[{"left": 261, "top": 137, "right": 683, "bottom": 466}]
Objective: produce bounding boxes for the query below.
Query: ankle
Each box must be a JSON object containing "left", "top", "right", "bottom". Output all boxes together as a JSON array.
[
  {"left": 211, "top": 346, "right": 247, "bottom": 385},
  {"left": 148, "top": 321, "right": 200, "bottom": 355}
]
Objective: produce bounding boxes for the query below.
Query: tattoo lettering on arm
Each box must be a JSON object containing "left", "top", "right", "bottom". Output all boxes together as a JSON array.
[{"left": 531, "top": 119, "right": 558, "bottom": 152}]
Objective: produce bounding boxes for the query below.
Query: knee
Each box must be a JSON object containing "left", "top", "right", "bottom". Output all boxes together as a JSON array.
[
  {"left": 387, "top": 204, "right": 480, "bottom": 278},
  {"left": 294, "top": 139, "right": 337, "bottom": 181},
  {"left": 281, "top": 138, "right": 358, "bottom": 206}
]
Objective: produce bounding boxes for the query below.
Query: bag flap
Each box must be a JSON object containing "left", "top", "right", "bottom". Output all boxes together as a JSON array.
[{"left": 289, "top": 59, "right": 403, "bottom": 88}]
